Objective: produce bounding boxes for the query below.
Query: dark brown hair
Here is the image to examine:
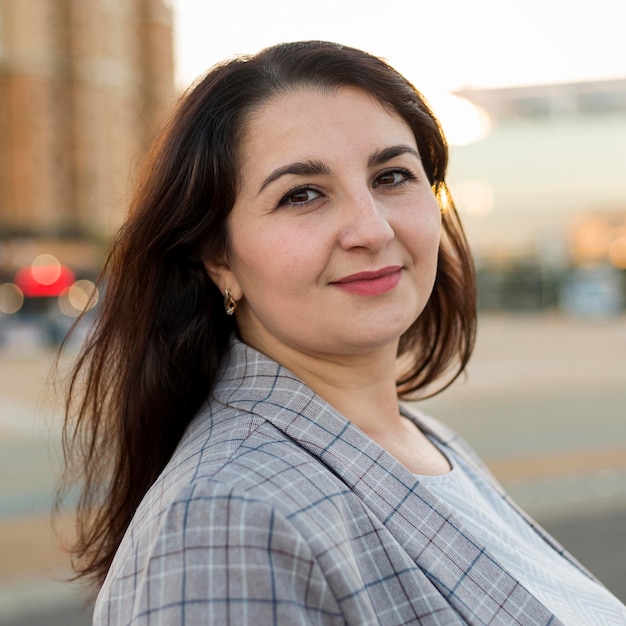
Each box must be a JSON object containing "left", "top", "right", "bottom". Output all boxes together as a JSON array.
[{"left": 59, "top": 41, "right": 476, "bottom": 587}]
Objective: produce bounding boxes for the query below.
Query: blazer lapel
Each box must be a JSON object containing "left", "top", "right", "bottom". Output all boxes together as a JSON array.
[
  {"left": 213, "top": 340, "right": 563, "bottom": 625},
  {"left": 405, "top": 405, "right": 599, "bottom": 585}
]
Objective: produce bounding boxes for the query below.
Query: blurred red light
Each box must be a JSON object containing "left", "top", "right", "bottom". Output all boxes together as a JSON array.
[{"left": 14, "top": 265, "right": 76, "bottom": 297}]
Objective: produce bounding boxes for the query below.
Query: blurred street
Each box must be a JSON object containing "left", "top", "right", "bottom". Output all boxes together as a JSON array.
[{"left": 0, "top": 313, "right": 625, "bottom": 625}]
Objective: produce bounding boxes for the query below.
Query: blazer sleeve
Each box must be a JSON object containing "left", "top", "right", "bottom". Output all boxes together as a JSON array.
[{"left": 94, "top": 480, "right": 344, "bottom": 626}]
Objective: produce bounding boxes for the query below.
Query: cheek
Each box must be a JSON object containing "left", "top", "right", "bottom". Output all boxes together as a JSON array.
[
  {"left": 230, "top": 221, "right": 330, "bottom": 296},
  {"left": 400, "top": 199, "right": 442, "bottom": 259}
]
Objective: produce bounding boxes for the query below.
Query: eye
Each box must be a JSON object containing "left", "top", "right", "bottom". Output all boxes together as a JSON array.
[
  {"left": 278, "top": 186, "right": 324, "bottom": 208},
  {"left": 373, "top": 168, "right": 416, "bottom": 188}
]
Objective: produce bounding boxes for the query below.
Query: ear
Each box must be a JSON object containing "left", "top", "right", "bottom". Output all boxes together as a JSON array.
[{"left": 203, "top": 258, "right": 243, "bottom": 302}]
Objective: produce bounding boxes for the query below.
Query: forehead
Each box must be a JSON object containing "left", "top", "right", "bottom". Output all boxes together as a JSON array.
[{"left": 237, "top": 87, "right": 417, "bottom": 174}]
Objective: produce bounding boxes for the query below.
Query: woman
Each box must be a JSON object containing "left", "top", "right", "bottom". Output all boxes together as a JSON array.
[{"left": 60, "top": 42, "right": 626, "bottom": 624}]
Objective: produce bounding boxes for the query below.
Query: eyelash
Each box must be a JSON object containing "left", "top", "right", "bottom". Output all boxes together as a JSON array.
[
  {"left": 373, "top": 168, "right": 417, "bottom": 189},
  {"left": 277, "top": 168, "right": 418, "bottom": 208},
  {"left": 278, "top": 185, "right": 324, "bottom": 208}
]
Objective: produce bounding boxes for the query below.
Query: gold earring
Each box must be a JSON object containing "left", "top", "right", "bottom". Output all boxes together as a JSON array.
[{"left": 223, "top": 289, "right": 237, "bottom": 315}]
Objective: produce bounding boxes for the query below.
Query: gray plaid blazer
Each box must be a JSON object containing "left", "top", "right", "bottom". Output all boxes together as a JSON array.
[{"left": 94, "top": 338, "right": 592, "bottom": 625}]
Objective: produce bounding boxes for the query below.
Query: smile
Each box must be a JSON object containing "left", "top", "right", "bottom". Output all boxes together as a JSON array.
[{"left": 331, "top": 266, "right": 403, "bottom": 296}]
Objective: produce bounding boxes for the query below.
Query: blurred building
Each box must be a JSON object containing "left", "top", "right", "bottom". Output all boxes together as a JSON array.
[
  {"left": 449, "top": 78, "right": 626, "bottom": 269},
  {"left": 447, "top": 78, "right": 626, "bottom": 314},
  {"left": 0, "top": 0, "right": 175, "bottom": 274}
]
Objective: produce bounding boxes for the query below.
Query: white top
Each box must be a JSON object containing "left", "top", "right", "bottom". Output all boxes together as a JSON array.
[{"left": 422, "top": 442, "right": 626, "bottom": 625}]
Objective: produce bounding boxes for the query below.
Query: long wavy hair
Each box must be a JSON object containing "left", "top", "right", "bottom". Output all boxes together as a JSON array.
[{"left": 58, "top": 41, "right": 476, "bottom": 587}]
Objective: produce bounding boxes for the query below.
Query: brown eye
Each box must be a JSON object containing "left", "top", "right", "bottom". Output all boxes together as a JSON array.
[
  {"left": 278, "top": 187, "right": 323, "bottom": 208},
  {"left": 374, "top": 170, "right": 409, "bottom": 187},
  {"left": 289, "top": 189, "right": 313, "bottom": 203}
]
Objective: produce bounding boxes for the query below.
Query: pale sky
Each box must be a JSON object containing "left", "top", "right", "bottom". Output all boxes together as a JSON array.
[{"left": 172, "top": 0, "right": 626, "bottom": 95}]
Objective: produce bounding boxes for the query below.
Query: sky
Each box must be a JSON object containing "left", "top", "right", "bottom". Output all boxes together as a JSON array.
[
  {"left": 170, "top": 0, "right": 626, "bottom": 145},
  {"left": 171, "top": 0, "right": 626, "bottom": 95}
]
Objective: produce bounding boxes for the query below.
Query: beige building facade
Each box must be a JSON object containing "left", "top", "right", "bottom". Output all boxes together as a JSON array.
[{"left": 0, "top": 0, "right": 174, "bottom": 268}]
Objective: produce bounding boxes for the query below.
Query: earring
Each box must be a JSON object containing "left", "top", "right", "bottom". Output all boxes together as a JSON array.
[{"left": 223, "top": 289, "right": 237, "bottom": 315}]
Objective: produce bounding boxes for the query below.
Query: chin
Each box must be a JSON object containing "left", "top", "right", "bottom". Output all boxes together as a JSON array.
[{"left": 341, "top": 321, "right": 415, "bottom": 352}]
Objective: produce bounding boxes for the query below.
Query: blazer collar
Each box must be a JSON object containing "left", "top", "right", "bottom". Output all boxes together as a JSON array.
[{"left": 212, "top": 339, "right": 561, "bottom": 625}]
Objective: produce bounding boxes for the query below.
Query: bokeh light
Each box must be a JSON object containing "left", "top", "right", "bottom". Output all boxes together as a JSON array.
[
  {"left": 456, "top": 179, "right": 495, "bottom": 217},
  {"left": 0, "top": 283, "right": 24, "bottom": 314},
  {"left": 58, "top": 280, "right": 99, "bottom": 317},
  {"left": 30, "top": 254, "right": 62, "bottom": 285},
  {"left": 429, "top": 95, "right": 492, "bottom": 147},
  {"left": 609, "top": 236, "right": 626, "bottom": 269}
]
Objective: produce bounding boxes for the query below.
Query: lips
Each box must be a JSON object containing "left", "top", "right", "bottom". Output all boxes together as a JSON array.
[{"left": 331, "top": 265, "right": 402, "bottom": 296}]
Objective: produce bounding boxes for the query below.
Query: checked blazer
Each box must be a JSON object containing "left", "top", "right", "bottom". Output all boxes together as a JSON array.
[{"left": 94, "top": 338, "right": 592, "bottom": 625}]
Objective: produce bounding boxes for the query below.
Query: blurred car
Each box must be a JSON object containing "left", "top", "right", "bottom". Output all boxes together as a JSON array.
[{"left": 559, "top": 265, "right": 624, "bottom": 318}]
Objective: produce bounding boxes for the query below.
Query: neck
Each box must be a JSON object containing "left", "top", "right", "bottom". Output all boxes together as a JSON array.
[
  {"left": 246, "top": 337, "right": 404, "bottom": 434},
  {"left": 237, "top": 334, "right": 452, "bottom": 477}
]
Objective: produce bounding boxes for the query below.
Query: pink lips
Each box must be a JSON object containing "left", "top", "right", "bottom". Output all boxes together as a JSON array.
[{"left": 331, "top": 266, "right": 402, "bottom": 296}]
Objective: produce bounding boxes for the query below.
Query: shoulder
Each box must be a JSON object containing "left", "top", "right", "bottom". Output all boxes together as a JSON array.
[
  {"left": 95, "top": 477, "right": 345, "bottom": 625},
  {"left": 137, "top": 478, "right": 315, "bottom": 561},
  {"left": 106, "top": 397, "right": 353, "bottom": 572},
  {"left": 95, "top": 395, "right": 371, "bottom": 624}
]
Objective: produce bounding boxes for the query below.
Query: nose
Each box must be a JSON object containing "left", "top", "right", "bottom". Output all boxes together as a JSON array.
[{"left": 337, "top": 192, "right": 395, "bottom": 252}]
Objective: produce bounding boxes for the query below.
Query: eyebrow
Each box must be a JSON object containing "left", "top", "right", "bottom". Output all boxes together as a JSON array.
[
  {"left": 259, "top": 160, "right": 330, "bottom": 193},
  {"left": 368, "top": 144, "right": 421, "bottom": 167},
  {"left": 257, "top": 144, "right": 421, "bottom": 194}
]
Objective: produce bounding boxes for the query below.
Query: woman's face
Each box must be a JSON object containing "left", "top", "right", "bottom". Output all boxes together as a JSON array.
[{"left": 206, "top": 87, "right": 441, "bottom": 363}]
